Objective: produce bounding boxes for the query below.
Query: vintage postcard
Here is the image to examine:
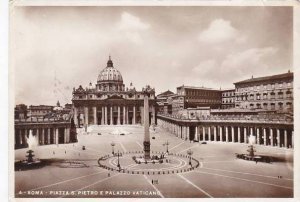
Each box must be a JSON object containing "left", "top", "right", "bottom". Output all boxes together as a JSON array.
[{"left": 9, "top": 1, "right": 300, "bottom": 201}]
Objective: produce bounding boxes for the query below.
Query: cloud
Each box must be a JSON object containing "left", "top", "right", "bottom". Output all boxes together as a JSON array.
[
  {"left": 198, "top": 19, "right": 245, "bottom": 44},
  {"left": 117, "top": 12, "right": 150, "bottom": 44},
  {"left": 191, "top": 47, "right": 278, "bottom": 87}
]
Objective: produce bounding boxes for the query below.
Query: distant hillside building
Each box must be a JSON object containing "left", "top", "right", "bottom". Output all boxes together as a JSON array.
[{"left": 28, "top": 105, "right": 54, "bottom": 118}]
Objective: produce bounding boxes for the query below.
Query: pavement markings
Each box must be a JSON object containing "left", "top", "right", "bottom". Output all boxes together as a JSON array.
[
  {"left": 195, "top": 170, "right": 293, "bottom": 190},
  {"left": 143, "top": 175, "right": 164, "bottom": 198},
  {"left": 178, "top": 144, "right": 199, "bottom": 153},
  {"left": 136, "top": 141, "right": 143, "bottom": 149},
  {"left": 169, "top": 141, "right": 185, "bottom": 152},
  {"left": 27, "top": 170, "right": 107, "bottom": 192},
  {"left": 177, "top": 173, "right": 213, "bottom": 198},
  {"left": 119, "top": 142, "right": 127, "bottom": 152},
  {"left": 201, "top": 167, "right": 293, "bottom": 181}
]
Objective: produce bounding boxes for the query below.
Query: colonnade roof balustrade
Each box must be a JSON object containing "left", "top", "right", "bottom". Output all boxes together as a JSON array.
[{"left": 157, "top": 113, "right": 293, "bottom": 126}]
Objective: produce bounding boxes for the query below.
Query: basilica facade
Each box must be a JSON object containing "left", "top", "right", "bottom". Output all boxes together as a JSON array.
[{"left": 72, "top": 57, "right": 156, "bottom": 127}]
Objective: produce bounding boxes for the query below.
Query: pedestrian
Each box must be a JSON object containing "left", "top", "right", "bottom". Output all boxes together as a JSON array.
[
  {"left": 65, "top": 150, "right": 66, "bottom": 154},
  {"left": 152, "top": 179, "right": 153, "bottom": 184},
  {"left": 53, "top": 151, "right": 55, "bottom": 155},
  {"left": 108, "top": 173, "right": 110, "bottom": 177}
]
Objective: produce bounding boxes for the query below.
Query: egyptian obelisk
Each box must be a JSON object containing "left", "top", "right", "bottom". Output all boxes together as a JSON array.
[{"left": 143, "top": 86, "right": 151, "bottom": 159}]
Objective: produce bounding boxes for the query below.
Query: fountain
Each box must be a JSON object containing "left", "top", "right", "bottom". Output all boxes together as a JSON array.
[
  {"left": 15, "top": 130, "right": 44, "bottom": 171},
  {"left": 236, "top": 134, "right": 273, "bottom": 163}
]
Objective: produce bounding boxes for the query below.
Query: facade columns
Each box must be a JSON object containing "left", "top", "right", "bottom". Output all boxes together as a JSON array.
[
  {"left": 238, "top": 127, "right": 241, "bottom": 143},
  {"left": 250, "top": 127, "right": 253, "bottom": 136},
  {"left": 110, "top": 106, "right": 113, "bottom": 125},
  {"left": 202, "top": 127, "right": 206, "bottom": 141},
  {"left": 133, "top": 106, "right": 136, "bottom": 124},
  {"left": 277, "top": 129, "right": 280, "bottom": 147},
  {"left": 104, "top": 106, "right": 108, "bottom": 125},
  {"left": 117, "top": 106, "right": 121, "bottom": 124},
  {"left": 84, "top": 106, "right": 89, "bottom": 126},
  {"left": 123, "top": 106, "right": 126, "bottom": 124},
  {"left": 126, "top": 106, "right": 129, "bottom": 124},
  {"left": 263, "top": 128, "right": 267, "bottom": 145},
  {"left": 64, "top": 128, "right": 67, "bottom": 143},
  {"left": 101, "top": 106, "right": 104, "bottom": 125},
  {"left": 231, "top": 126, "right": 235, "bottom": 142},
  {"left": 140, "top": 106, "right": 144, "bottom": 124},
  {"left": 270, "top": 128, "right": 274, "bottom": 146},
  {"left": 208, "top": 126, "right": 211, "bottom": 141},
  {"left": 186, "top": 126, "right": 189, "bottom": 140},
  {"left": 284, "top": 130, "right": 288, "bottom": 148},
  {"left": 93, "top": 106, "right": 97, "bottom": 125},
  {"left": 74, "top": 107, "right": 78, "bottom": 126},
  {"left": 257, "top": 128, "right": 260, "bottom": 145},
  {"left": 194, "top": 126, "right": 198, "bottom": 141}
]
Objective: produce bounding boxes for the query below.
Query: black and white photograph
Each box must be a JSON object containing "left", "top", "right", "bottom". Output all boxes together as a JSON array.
[{"left": 10, "top": 4, "right": 298, "bottom": 199}]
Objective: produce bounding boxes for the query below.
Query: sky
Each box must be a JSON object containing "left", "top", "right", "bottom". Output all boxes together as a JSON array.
[{"left": 12, "top": 6, "right": 293, "bottom": 106}]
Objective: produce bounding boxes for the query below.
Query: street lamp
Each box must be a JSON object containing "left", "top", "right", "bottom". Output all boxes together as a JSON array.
[
  {"left": 187, "top": 149, "right": 193, "bottom": 166},
  {"left": 117, "top": 150, "right": 121, "bottom": 171},
  {"left": 164, "top": 140, "right": 169, "bottom": 153},
  {"left": 111, "top": 142, "right": 115, "bottom": 155}
]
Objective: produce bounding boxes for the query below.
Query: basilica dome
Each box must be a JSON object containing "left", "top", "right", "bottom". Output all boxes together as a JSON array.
[
  {"left": 97, "top": 56, "right": 123, "bottom": 83},
  {"left": 96, "top": 56, "right": 125, "bottom": 92}
]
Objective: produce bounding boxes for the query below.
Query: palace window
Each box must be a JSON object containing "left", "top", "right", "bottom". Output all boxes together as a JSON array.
[
  {"left": 256, "top": 103, "right": 261, "bottom": 109},
  {"left": 271, "top": 103, "right": 275, "bottom": 110},
  {"left": 278, "top": 91, "right": 283, "bottom": 99},
  {"left": 263, "top": 93, "right": 267, "bottom": 100},
  {"left": 286, "top": 90, "right": 292, "bottom": 98},
  {"left": 270, "top": 92, "right": 275, "bottom": 99},
  {"left": 263, "top": 103, "right": 268, "bottom": 109},
  {"left": 256, "top": 93, "right": 260, "bottom": 100},
  {"left": 250, "top": 94, "right": 254, "bottom": 100},
  {"left": 286, "top": 102, "right": 292, "bottom": 109},
  {"left": 279, "top": 83, "right": 283, "bottom": 88},
  {"left": 271, "top": 84, "right": 275, "bottom": 89},
  {"left": 278, "top": 102, "right": 283, "bottom": 109}
]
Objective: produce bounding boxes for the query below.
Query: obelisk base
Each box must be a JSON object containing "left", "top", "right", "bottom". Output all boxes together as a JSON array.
[{"left": 143, "top": 141, "right": 151, "bottom": 159}]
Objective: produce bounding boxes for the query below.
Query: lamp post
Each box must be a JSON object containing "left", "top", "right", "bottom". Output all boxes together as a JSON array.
[
  {"left": 111, "top": 142, "right": 115, "bottom": 155},
  {"left": 165, "top": 140, "right": 169, "bottom": 153},
  {"left": 187, "top": 149, "right": 193, "bottom": 166},
  {"left": 117, "top": 150, "right": 121, "bottom": 171}
]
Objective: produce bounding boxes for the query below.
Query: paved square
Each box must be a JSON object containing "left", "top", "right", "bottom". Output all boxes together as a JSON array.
[{"left": 15, "top": 125, "right": 293, "bottom": 198}]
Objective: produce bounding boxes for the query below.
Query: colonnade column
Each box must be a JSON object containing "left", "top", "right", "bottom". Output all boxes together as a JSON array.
[
  {"left": 263, "top": 128, "right": 267, "bottom": 146},
  {"left": 208, "top": 126, "right": 211, "bottom": 141},
  {"left": 93, "top": 106, "right": 97, "bottom": 125},
  {"left": 36, "top": 129, "right": 40, "bottom": 145},
  {"left": 225, "top": 126, "right": 228, "bottom": 142},
  {"left": 270, "top": 128, "right": 274, "bottom": 146},
  {"left": 277, "top": 129, "right": 280, "bottom": 147},
  {"left": 284, "top": 130, "right": 288, "bottom": 148},
  {"left": 55, "top": 128, "right": 59, "bottom": 145},
  {"left": 194, "top": 126, "right": 198, "bottom": 141},
  {"left": 47, "top": 128, "right": 51, "bottom": 144},
  {"left": 214, "top": 126, "right": 217, "bottom": 142},
  {"left": 64, "top": 128, "right": 67, "bottom": 143},
  {"left": 257, "top": 128, "right": 260, "bottom": 145},
  {"left": 126, "top": 106, "right": 129, "bottom": 124},
  {"left": 220, "top": 126, "right": 223, "bottom": 142},
  {"left": 133, "top": 106, "right": 136, "bottom": 124},
  {"left": 41, "top": 128, "right": 45, "bottom": 145}
]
